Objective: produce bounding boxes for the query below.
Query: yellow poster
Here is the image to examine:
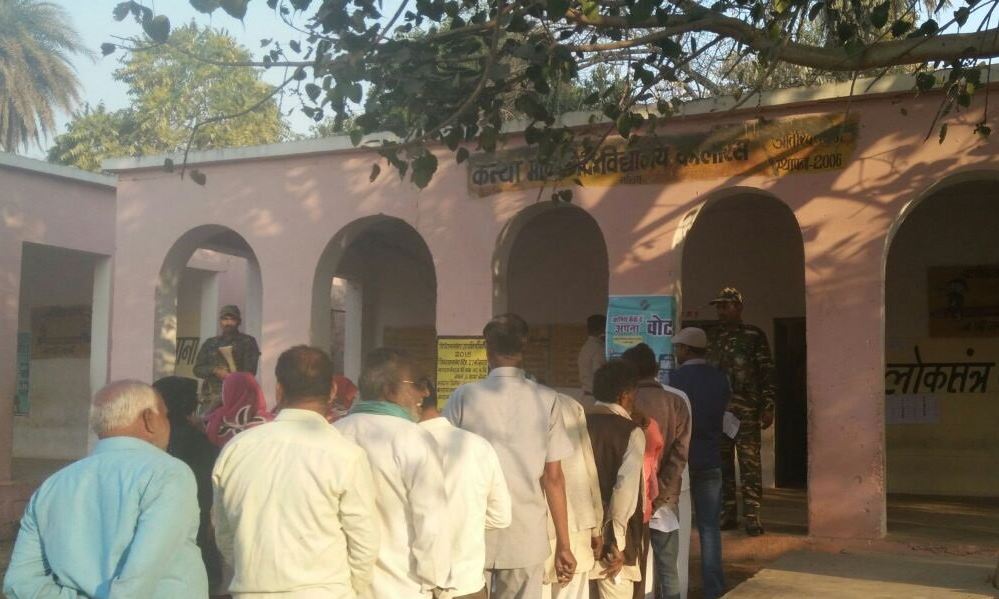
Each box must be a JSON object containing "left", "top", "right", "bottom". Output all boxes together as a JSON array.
[
  {"left": 436, "top": 336, "right": 488, "bottom": 407},
  {"left": 467, "top": 113, "right": 859, "bottom": 197},
  {"left": 31, "top": 305, "right": 91, "bottom": 359}
]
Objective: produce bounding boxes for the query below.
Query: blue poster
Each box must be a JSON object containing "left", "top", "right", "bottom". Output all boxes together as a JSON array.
[
  {"left": 606, "top": 295, "right": 677, "bottom": 386},
  {"left": 15, "top": 333, "right": 30, "bottom": 415}
]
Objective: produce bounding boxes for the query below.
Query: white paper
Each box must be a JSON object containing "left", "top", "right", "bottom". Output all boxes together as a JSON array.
[
  {"left": 723, "top": 411, "right": 740, "bottom": 439},
  {"left": 649, "top": 504, "right": 679, "bottom": 533}
]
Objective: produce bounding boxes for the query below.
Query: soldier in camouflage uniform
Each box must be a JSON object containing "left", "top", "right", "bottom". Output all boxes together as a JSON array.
[
  {"left": 706, "top": 287, "right": 776, "bottom": 537},
  {"left": 192, "top": 305, "right": 260, "bottom": 417}
]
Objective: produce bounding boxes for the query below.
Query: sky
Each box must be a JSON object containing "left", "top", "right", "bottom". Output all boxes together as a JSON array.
[{"left": 32, "top": 0, "right": 320, "bottom": 158}]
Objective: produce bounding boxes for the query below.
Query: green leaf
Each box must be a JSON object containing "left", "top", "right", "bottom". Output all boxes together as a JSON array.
[
  {"left": 143, "top": 15, "right": 171, "bottom": 43},
  {"left": 479, "top": 127, "right": 498, "bottom": 152},
  {"left": 974, "top": 122, "right": 992, "bottom": 137},
  {"left": 369, "top": 163, "right": 381, "bottom": 182},
  {"left": 411, "top": 152, "right": 438, "bottom": 189},
  {"left": 954, "top": 6, "right": 970, "bottom": 26},
  {"left": 112, "top": 3, "right": 131, "bottom": 21},
  {"left": 938, "top": 123, "right": 948, "bottom": 144},
  {"left": 290, "top": 40, "right": 301, "bottom": 53},
  {"left": 101, "top": 43, "right": 117, "bottom": 56},
  {"left": 655, "top": 38, "right": 683, "bottom": 58},
  {"left": 305, "top": 83, "right": 321, "bottom": 102},
  {"left": 163, "top": 158, "right": 175, "bottom": 173},
  {"left": 219, "top": 0, "right": 250, "bottom": 21},
  {"left": 221, "top": 0, "right": 250, "bottom": 19},
  {"left": 915, "top": 72, "right": 936, "bottom": 91},
  {"left": 891, "top": 19, "right": 913, "bottom": 37},
  {"left": 190, "top": 169, "right": 207, "bottom": 185},
  {"left": 870, "top": 1, "right": 890, "bottom": 28},
  {"left": 349, "top": 128, "right": 364, "bottom": 146},
  {"left": 190, "top": 0, "right": 222, "bottom": 13},
  {"left": 456, "top": 147, "right": 470, "bottom": 163},
  {"left": 547, "top": 0, "right": 570, "bottom": 18}
]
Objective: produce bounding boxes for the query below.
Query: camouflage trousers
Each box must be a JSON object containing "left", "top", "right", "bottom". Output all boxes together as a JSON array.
[{"left": 720, "top": 419, "right": 762, "bottom": 523}]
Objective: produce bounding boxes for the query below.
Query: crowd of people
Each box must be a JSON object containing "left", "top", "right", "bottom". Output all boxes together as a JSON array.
[{"left": 3, "top": 286, "right": 776, "bottom": 599}]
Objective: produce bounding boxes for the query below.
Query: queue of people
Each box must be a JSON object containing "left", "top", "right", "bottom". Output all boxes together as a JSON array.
[{"left": 3, "top": 295, "right": 755, "bottom": 599}]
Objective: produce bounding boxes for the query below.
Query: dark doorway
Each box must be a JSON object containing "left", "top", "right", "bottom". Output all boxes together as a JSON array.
[{"left": 774, "top": 317, "right": 807, "bottom": 488}]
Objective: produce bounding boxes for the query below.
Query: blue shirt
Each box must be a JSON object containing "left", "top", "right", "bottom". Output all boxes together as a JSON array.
[
  {"left": 670, "top": 360, "right": 731, "bottom": 472},
  {"left": 3, "top": 436, "right": 208, "bottom": 598}
]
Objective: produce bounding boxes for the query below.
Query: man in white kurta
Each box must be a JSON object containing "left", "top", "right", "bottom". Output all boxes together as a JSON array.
[
  {"left": 444, "top": 314, "right": 576, "bottom": 599},
  {"left": 335, "top": 348, "right": 448, "bottom": 599},
  {"left": 212, "top": 346, "right": 379, "bottom": 598},
  {"left": 542, "top": 393, "right": 603, "bottom": 599},
  {"left": 419, "top": 394, "right": 512, "bottom": 598}
]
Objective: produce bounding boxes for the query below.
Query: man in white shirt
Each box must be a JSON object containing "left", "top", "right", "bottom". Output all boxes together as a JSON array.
[
  {"left": 444, "top": 313, "right": 577, "bottom": 599},
  {"left": 586, "top": 360, "right": 646, "bottom": 599},
  {"left": 336, "top": 348, "right": 448, "bottom": 599},
  {"left": 212, "top": 345, "right": 379, "bottom": 598},
  {"left": 543, "top": 393, "right": 603, "bottom": 599},
  {"left": 577, "top": 314, "right": 607, "bottom": 410},
  {"left": 418, "top": 381, "right": 512, "bottom": 599}
]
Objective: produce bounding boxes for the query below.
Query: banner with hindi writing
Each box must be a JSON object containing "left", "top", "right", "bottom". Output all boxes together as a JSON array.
[
  {"left": 467, "top": 113, "right": 859, "bottom": 197},
  {"left": 928, "top": 264, "right": 999, "bottom": 337},
  {"left": 436, "top": 336, "right": 489, "bottom": 407},
  {"left": 606, "top": 295, "right": 677, "bottom": 386}
]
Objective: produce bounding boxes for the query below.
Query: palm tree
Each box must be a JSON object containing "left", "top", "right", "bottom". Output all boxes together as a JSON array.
[{"left": 0, "top": 0, "right": 89, "bottom": 153}]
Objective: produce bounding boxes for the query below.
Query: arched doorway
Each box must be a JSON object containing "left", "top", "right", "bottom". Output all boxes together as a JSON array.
[
  {"left": 679, "top": 190, "right": 807, "bottom": 526},
  {"left": 494, "top": 203, "right": 609, "bottom": 394},
  {"left": 884, "top": 173, "right": 999, "bottom": 542},
  {"left": 154, "top": 225, "right": 263, "bottom": 381},
  {"left": 311, "top": 217, "right": 437, "bottom": 383}
]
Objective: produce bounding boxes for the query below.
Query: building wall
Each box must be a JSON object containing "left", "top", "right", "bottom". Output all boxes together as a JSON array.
[
  {"left": 0, "top": 160, "right": 115, "bottom": 481},
  {"left": 108, "top": 85, "right": 999, "bottom": 539},
  {"left": 885, "top": 180, "right": 999, "bottom": 496}
]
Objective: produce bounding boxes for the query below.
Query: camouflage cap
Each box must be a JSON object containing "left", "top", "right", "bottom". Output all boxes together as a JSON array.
[
  {"left": 708, "top": 287, "right": 743, "bottom": 305},
  {"left": 219, "top": 304, "right": 242, "bottom": 319}
]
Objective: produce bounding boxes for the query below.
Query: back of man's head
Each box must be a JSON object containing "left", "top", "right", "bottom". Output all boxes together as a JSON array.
[
  {"left": 275, "top": 346, "right": 333, "bottom": 403},
  {"left": 586, "top": 314, "right": 607, "bottom": 336},
  {"left": 418, "top": 377, "right": 438, "bottom": 411},
  {"left": 153, "top": 376, "right": 198, "bottom": 425},
  {"left": 90, "top": 380, "right": 164, "bottom": 441},
  {"left": 359, "top": 347, "right": 414, "bottom": 401},
  {"left": 593, "top": 359, "right": 639, "bottom": 405},
  {"left": 621, "top": 342, "right": 658, "bottom": 379},
  {"left": 483, "top": 313, "right": 529, "bottom": 356}
]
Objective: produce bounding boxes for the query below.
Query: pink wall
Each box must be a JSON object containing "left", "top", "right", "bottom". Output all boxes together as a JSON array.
[
  {"left": 107, "top": 85, "right": 999, "bottom": 540},
  {"left": 0, "top": 159, "right": 115, "bottom": 485}
]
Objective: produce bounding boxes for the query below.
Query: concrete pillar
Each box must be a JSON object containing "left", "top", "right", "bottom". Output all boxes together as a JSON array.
[
  {"left": 87, "top": 256, "right": 113, "bottom": 453},
  {"left": 804, "top": 238, "right": 886, "bottom": 539},
  {"left": 0, "top": 240, "right": 23, "bottom": 482},
  {"left": 256, "top": 252, "right": 313, "bottom": 404}
]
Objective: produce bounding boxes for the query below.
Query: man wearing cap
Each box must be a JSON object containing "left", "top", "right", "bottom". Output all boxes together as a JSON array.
[
  {"left": 669, "top": 328, "right": 730, "bottom": 599},
  {"left": 193, "top": 305, "right": 260, "bottom": 416},
  {"left": 706, "top": 288, "right": 776, "bottom": 537}
]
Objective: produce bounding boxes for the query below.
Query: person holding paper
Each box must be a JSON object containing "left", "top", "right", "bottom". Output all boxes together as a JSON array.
[
  {"left": 585, "top": 360, "right": 646, "bottom": 599},
  {"left": 669, "top": 328, "right": 731, "bottom": 599},
  {"left": 193, "top": 304, "right": 260, "bottom": 416}
]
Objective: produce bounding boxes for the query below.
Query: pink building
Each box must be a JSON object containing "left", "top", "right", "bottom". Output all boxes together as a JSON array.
[{"left": 2, "top": 69, "right": 998, "bottom": 540}]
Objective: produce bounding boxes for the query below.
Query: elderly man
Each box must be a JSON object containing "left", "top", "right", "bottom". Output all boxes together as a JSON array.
[
  {"left": 193, "top": 304, "right": 260, "bottom": 415},
  {"left": 336, "top": 348, "right": 448, "bottom": 599},
  {"left": 706, "top": 287, "right": 776, "bottom": 536},
  {"left": 419, "top": 381, "right": 513, "bottom": 599},
  {"left": 444, "top": 314, "right": 576, "bottom": 599},
  {"left": 212, "top": 345, "right": 379, "bottom": 598},
  {"left": 4, "top": 380, "right": 207, "bottom": 597}
]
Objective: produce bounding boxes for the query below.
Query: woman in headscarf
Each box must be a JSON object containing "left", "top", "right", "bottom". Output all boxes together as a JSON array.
[
  {"left": 326, "top": 374, "right": 358, "bottom": 423},
  {"left": 204, "top": 372, "right": 273, "bottom": 448}
]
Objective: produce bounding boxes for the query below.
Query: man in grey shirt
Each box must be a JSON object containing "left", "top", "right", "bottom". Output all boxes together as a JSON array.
[{"left": 444, "top": 313, "right": 577, "bottom": 599}]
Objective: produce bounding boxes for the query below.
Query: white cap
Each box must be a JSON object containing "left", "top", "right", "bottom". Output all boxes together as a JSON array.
[{"left": 671, "top": 327, "right": 707, "bottom": 349}]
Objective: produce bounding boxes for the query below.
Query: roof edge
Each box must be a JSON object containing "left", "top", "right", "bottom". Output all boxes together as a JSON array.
[
  {"left": 0, "top": 153, "right": 117, "bottom": 188},
  {"left": 103, "top": 65, "right": 999, "bottom": 172}
]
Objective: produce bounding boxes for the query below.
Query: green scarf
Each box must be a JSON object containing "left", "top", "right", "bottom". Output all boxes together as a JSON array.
[{"left": 349, "top": 399, "right": 414, "bottom": 422}]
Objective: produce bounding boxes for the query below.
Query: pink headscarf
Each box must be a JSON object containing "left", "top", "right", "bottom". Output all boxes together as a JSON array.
[
  {"left": 326, "top": 375, "right": 358, "bottom": 423},
  {"left": 205, "top": 372, "right": 273, "bottom": 447}
]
